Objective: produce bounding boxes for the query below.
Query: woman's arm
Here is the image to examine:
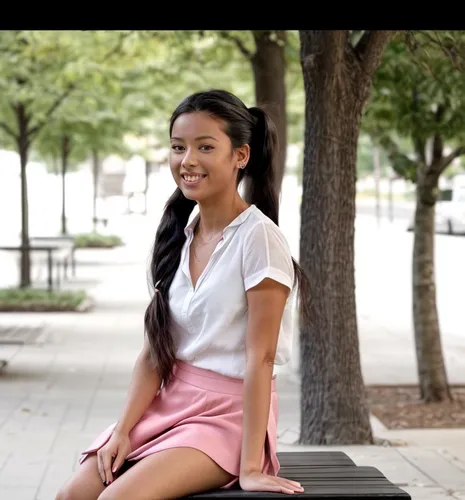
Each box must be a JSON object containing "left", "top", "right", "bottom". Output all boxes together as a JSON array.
[
  {"left": 113, "top": 334, "right": 162, "bottom": 436},
  {"left": 97, "top": 335, "right": 163, "bottom": 483},
  {"left": 239, "top": 278, "right": 303, "bottom": 495}
]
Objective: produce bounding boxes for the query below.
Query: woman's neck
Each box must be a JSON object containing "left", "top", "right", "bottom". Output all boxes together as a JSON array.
[{"left": 196, "top": 194, "right": 249, "bottom": 237}]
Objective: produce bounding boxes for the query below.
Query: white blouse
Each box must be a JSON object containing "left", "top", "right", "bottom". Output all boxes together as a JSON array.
[{"left": 168, "top": 204, "right": 295, "bottom": 379}]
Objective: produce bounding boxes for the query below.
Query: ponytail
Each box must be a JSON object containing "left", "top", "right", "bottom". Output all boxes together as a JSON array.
[
  {"left": 144, "top": 188, "right": 196, "bottom": 383},
  {"left": 242, "top": 106, "right": 279, "bottom": 226},
  {"left": 242, "top": 106, "right": 311, "bottom": 323}
]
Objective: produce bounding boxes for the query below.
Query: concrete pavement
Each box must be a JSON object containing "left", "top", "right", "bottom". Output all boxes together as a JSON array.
[{"left": 0, "top": 218, "right": 464, "bottom": 499}]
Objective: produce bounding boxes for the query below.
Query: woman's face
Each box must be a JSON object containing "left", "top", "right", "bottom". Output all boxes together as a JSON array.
[{"left": 169, "top": 111, "right": 249, "bottom": 202}]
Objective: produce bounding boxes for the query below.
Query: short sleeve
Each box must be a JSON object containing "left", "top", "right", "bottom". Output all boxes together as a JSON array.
[{"left": 242, "top": 221, "right": 294, "bottom": 292}]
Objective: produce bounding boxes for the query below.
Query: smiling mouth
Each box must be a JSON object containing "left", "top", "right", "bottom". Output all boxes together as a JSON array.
[{"left": 181, "top": 174, "right": 207, "bottom": 185}]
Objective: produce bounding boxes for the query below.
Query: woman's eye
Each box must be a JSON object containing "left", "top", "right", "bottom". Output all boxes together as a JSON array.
[
  {"left": 171, "top": 145, "right": 184, "bottom": 152},
  {"left": 200, "top": 145, "right": 214, "bottom": 151}
]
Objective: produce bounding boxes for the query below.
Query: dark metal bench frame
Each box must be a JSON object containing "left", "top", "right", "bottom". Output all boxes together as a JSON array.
[{"left": 0, "top": 242, "right": 76, "bottom": 292}]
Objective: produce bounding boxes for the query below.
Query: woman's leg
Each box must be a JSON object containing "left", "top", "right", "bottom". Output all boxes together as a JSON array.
[
  {"left": 99, "top": 447, "right": 234, "bottom": 500},
  {"left": 55, "top": 454, "right": 105, "bottom": 500}
]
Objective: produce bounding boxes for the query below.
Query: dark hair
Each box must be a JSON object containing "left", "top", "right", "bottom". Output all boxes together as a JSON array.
[{"left": 144, "top": 89, "right": 310, "bottom": 383}]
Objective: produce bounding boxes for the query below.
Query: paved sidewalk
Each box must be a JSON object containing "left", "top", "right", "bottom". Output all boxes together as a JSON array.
[{"left": 0, "top": 237, "right": 464, "bottom": 499}]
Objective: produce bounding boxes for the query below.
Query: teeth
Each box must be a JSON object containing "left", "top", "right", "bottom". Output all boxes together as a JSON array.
[{"left": 184, "top": 175, "right": 204, "bottom": 182}]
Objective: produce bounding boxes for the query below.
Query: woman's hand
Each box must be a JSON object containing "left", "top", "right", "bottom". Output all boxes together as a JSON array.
[
  {"left": 97, "top": 430, "right": 132, "bottom": 486},
  {"left": 240, "top": 469, "right": 304, "bottom": 495}
]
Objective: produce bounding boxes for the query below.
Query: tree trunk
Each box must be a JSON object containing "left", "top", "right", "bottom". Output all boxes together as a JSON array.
[
  {"left": 388, "top": 175, "right": 394, "bottom": 223},
  {"left": 373, "top": 145, "right": 381, "bottom": 225},
  {"left": 298, "top": 30, "right": 390, "bottom": 444},
  {"left": 92, "top": 149, "right": 99, "bottom": 232},
  {"left": 252, "top": 31, "right": 287, "bottom": 194},
  {"left": 16, "top": 104, "right": 31, "bottom": 288},
  {"left": 413, "top": 175, "right": 452, "bottom": 402},
  {"left": 144, "top": 159, "right": 151, "bottom": 214},
  {"left": 61, "top": 135, "right": 71, "bottom": 235},
  {"left": 52, "top": 156, "right": 59, "bottom": 176}
]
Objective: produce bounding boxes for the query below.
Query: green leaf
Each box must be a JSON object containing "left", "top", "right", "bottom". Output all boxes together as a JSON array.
[{"left": 363, "top": 30, "right": 465, "bottom": 181}]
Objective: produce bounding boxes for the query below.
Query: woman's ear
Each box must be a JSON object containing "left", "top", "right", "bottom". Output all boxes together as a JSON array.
[{"left": 236, "top": 144, "right": 251, "bottom": 170}]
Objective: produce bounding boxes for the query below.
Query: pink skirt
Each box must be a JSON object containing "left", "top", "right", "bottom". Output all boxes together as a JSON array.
[{"left": 79, "top": 360, "right": 280, "bottom": 486}]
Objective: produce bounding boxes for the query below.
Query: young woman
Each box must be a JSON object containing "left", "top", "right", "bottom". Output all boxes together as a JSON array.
[{"left": 56, "top": 89, "right": 309, "bottom": 500}]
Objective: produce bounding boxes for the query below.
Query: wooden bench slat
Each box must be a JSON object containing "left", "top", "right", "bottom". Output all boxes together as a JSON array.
[
  {"left": 277, "top": 452, "right": 356, "bottom": 468},
  {"left": 185, "top": 452, "right": 410, "bottom": 499},
  {"left": 189, "top": 489, "right": 410, "bottom": 499},
  {"left": 278, "top": 467, "right": 386, "bottom": 479}
]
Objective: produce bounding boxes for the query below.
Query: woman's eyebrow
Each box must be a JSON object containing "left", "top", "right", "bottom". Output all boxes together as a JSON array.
[{"left": 170, "top": 135, "right": 218, "bottom": 142}]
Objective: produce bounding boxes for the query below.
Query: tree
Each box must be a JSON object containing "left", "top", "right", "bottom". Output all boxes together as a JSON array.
[
  {"left": 34, "top": 114, "right": 89, "bottom": 235},
  {"left": 364, "top": 31, "right": 465, "bottom": 402},
  {"left": 224, "top": 31, "right": 288, "bottom": 192},
  {"left": 0, "top": 30, "right": 135, "bottom": 287},
  {"left": 189, "top": 30, "right": 291, "bottom": 193},
  {"left": 34, "top": 111, "right": 131, "bottom": 235},
  {"left": 74, "top": 118, "right": 137, "bottom": 232},
  {"left": 33, "top": 62, "right": 155, "bottom": 234},
  {"left": 298, "top": 30, "right": 395, "bottom": 444}
]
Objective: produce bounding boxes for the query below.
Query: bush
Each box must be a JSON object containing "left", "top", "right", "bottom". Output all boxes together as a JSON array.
[
  {"left": 73, "top": 232, "right": 123, "bottom": 249},
  {"left": 0, "top": 288, "right": 90, "bottom": 312}
]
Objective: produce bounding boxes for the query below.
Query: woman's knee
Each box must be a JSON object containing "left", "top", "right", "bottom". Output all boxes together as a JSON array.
[
  {"left": 55, "top": 483, "right": 78, "bottom": 500},
  {"left": 98, "top": 486, "right": 130, "bottom": 500},
  {"left": 96, "top": 489, "right": 114, "bottom": 500},
  {"left": 56, "top": 481, "right": 101, "bottom": 500},
  {"left": 55, "top": 456, "right": 103, "bottom": 500}
]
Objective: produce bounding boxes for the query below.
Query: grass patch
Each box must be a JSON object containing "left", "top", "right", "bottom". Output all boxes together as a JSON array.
[
  {"left": 0, "top": 287, "right": 89, "bottom": 312},
  {"left": 73, "top": 232, "right": 123, "bottom": 249}
]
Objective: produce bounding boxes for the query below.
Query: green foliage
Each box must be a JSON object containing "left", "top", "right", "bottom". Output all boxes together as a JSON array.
[
  {"left": 0, "top": 287, "right": 88, "bottom": 311},
  {"left": 285, "top": 31, "right": 305, "bottom": 145},
  {"left": 113, "top": 30, "right": 258, "bottom": 148},
  {"left": 32, "top": 84, "right": 136, "bottom": 171},
  {"left": 363, "top": 31, "right": 465, "bottom": 182},
  {"left": 28, "top": 31, "right": 178, "bottom": 168},
  {"left": 377, "top": 135, "right": 418, "bottom": 182},
  {"left": 197, "top": 30, "right": 305, "bottom": 146},
  {"left": 73, "top": 232, "right": 123, "bottom": 248},
  {"left": 0, "top": 31, "right": 137, "bottom": 142}
]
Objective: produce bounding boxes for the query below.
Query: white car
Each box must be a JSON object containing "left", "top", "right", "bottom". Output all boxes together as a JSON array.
[
  {"left": 436, "top": 190, "right": 465, "bottom": 234},
  {"left": 407, "top": 187, "right": 465, "bottom": 234}
]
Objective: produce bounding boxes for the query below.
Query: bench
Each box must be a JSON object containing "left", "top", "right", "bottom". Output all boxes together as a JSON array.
[
  {"left": 29, "top": 236, "right": 76, "bottom": 282},
  {"left": 187, "top": 451, "right": 411, "bottom": 499},
  {"left": 93, "top": 216, "right": 109, "bottom": 230},
  {"left": 0, "top": 236, "right": 76, "bottom": 292}
]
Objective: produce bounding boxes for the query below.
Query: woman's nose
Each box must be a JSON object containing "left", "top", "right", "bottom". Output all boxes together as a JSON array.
[{"left": 182, "top": 149, "right": 198, "bottom": 167}]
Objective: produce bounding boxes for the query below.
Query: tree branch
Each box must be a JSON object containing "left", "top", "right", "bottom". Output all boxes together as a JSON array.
[
  {"left": 430, "top": 105, "right": 446, "bottom": 168},
  {"left": 0, "top": 120, "right": 18, "bottom": 140},
  {"left": 424, "top": 105, "right": 448, "bottom": 178},
  {"left": 415, "top": 30, "right": 465, "bottom": 71},
  {"left": 379, "top": 135, "right": 418, "bottom": 183},
  {"left": 28, "top": 84, "right": 75, "bottom": 138},
  {"left": 101, "top": 31, "right": 135, "bottom": 63},
  {"left": 438, "top": 146, "right": 465, "bottom": 175},
  {"left": 431, "top": 132, "right": 444, "bottom": 167},
  {"left": 299, "top": 31, "right": 350, "bottom": 75},
  {"left": 355, "top": 30, "right": 396, "bottom": 75},
  {"left": 410, "top": 92, "right": 426, "bottom": 166},
  {"left": 219, "top": 31, "right": 254, "bottom": 60},
  {"left": 27, "top": 31, "right": 135, "bottom": 140}
]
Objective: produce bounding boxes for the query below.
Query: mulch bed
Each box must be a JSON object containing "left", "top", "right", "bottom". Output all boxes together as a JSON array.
[{"left": 366, "top": 385, "right": 465, "bottom": 429}]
